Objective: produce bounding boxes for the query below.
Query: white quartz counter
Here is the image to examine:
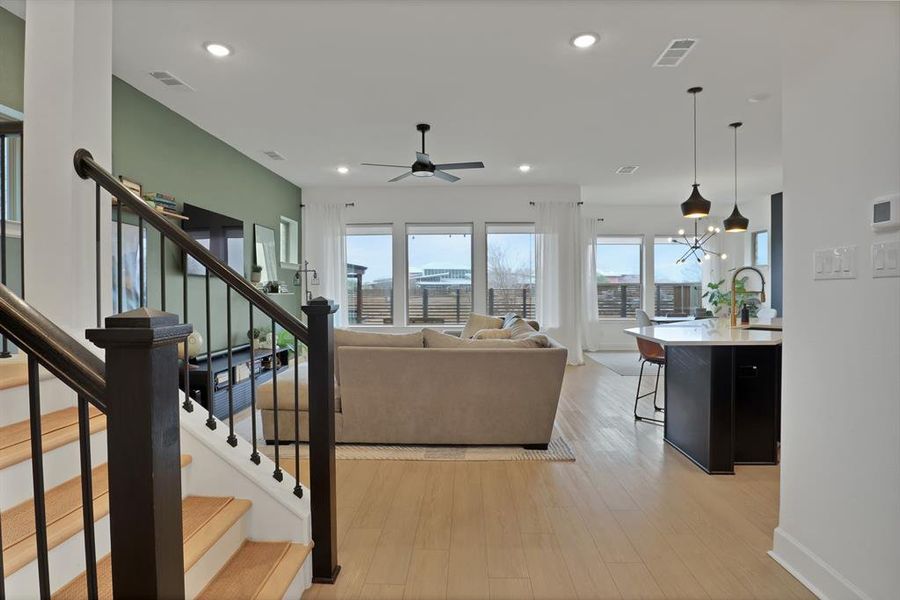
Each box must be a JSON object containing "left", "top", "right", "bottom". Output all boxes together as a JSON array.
[{"left": 625, "top": 318, "right": 783, "bottom": 346}]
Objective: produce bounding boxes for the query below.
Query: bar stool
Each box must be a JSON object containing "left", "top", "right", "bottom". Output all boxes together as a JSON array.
[{"left": 634, "top": 309, "right": 665, "bottom": 425}]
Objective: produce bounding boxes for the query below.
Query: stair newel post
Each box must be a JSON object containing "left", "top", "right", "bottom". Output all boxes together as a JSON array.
[
  {"left": 301, "top": 297, "right": 341, "bottom": 584},
  {"left": 86, "top": 308, "right": 193, "bottom": 600}
]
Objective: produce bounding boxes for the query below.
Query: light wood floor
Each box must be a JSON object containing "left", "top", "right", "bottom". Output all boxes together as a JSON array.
[{"left": 290, "top": 357, "right": 813, "bottom": 600}]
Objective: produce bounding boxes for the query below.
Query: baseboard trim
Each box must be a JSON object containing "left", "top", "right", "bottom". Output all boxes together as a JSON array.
[{"left": 769, "top": 527, "right": 873, "bottom": 600}]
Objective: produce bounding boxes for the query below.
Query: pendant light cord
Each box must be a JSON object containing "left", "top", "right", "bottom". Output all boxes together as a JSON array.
[
  {"left": 733, "top": 125, "right": 738, "bottom": 208},
  {"left": 693, "top": 92, "right": 698, "bottom": 185}
]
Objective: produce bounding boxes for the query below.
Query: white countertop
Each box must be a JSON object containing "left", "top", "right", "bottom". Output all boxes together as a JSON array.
[{"left": 625, "top": 318, "right": 783, "bottom": 346}]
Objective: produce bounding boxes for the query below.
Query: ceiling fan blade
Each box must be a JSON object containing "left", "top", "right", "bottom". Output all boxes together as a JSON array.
[
  {"left": 433, "top": 161, "right": 484, "bottom": 171},
  {"left": 388, "top": 171, "right": 413, "bottom": 183},
  {"left": 416, "top": 152, "right": 431, "bottom": 164},
  {"left": 433, "top": 170, "right": 460, "bottom": 183},
  {"left": 361, "top": 162, "right": 409, "bottom": 168}
]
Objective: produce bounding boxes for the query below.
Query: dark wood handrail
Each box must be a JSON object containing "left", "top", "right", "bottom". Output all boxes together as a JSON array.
[
  {"left": 73, "top": 148, "right": 310, "bottom": 347},
  {"left": 0, "top": 283, "right": 106, "bottom": 411}
]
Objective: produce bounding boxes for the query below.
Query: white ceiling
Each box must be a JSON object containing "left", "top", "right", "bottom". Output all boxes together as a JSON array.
[{"left": 15, "top": 0, "right": 786, "bottom": 205}]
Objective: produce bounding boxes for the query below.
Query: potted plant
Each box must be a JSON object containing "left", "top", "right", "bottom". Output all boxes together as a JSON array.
[
  {"left": 250, "top": 264, "right": 263, "bottom": 283},
  {"left": 702, "top": 277, "right": 760, "bottom": 317}
]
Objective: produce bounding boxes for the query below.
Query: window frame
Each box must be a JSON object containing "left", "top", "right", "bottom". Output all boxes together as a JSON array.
[
  {"left": 345, "top": 222, "right": 395, "bottom": 327},
  {"left": 278, "top": 215, "right": 300, "bottom": 269},
  {"left": 653, "top": 235, "right": 704, "bottom": 316},
  {"left": 405, "top": 222, "right": 474, "bottom": 327},
  {"left": 484, "top": 222, "right": 536, "bottom": 318},
  {"left": 752, "top": 230, "right": 769, "bottom": 267},
  {"left": 594, "top": 234, "right": 644, "bottom": 320}
]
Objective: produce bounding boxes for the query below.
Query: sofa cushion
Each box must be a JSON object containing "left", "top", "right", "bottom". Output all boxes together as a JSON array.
[
  {"left": 256, "top": 359, "right": 341, "bottom": 412},
  {"left": 334, "top": 329, "right": 424, "bottom": 383},
  {"left": 460, "top": 313, "right": 503, "bottom": 339},
  {"left": 505, "top": 317, "right": 539, "bottom": 339},
  {"left": 472, "top": 328, "right": 513, "bottom": 340},
  {"left": 423, "top": 328, "right": 549, "bottom": 348}
]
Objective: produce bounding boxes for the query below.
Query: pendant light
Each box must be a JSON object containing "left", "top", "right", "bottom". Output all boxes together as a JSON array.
[
  {"left": 681, "top": 87, "right": 712, "bottom": 219},
  {"left": 724, "top": 121, "right": 750, "bottom": 232}
]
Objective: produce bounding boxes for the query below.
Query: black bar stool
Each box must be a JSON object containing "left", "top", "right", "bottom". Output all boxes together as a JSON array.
[{"left": 633, "top": 309, "right": 665, "bottom": 425}]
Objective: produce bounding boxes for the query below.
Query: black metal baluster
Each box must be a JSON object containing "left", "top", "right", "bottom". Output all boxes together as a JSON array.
[
  {"left": 182, "top": 250, "right": 193, "bottom": 412},
  {"left": 95, "top": 184, "right": 101, "bottom": 328},
  {"left": 116, "top": 199, "right": 123, "bottom": 313},
  {"left": 77, "top": 395, "right": 98, "bottom": 600},
  {"left": 28, "top": 356, "right": 51, "bottom": 599},
  {"left": 0, "top": 493, "right": 5, "bottom": 597},
  {"left": 138, "top": 216, "right": 145, "bottom": 307},
  {"left": 226, "top": 287, "right": 236, "bottom": 447},
  {"left": 249, "top": 304, "right": 260, "bottom": 464},
  {"left": 205, "top": 269, "right": 215, "bottom": 430},
  {"left": 1, "top": 133, "right": 10, "bottom": 358},
  {"left": 271, "top": 317, "right": 282, "bottom": 481},
  {"left": 293, "top": 337, "right": 302, "bottom": 498},
  {"left": 160, "top": 234, "right": 166, "bottom": 311}
]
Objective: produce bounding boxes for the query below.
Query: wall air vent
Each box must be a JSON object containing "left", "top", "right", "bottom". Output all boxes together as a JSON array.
[
  {"left": 616, "top": 165, "right": 639, "bottom": 175},
  {"left": 262, "top": 150, "right": 286, "bottom": 161},
  {"left": 653, "top": 39, "right": 697, "bottom": 67},
  {"left": 149, "top": 71, "right": 194, "bottom": 90}
]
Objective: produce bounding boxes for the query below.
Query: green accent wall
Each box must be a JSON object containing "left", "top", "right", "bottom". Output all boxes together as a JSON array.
[
  {"left": 112, "top": 77, "right": 302, "bottom": 351},
  {"left": 0, "top": 8, "right": 24, "bottom": 112}
]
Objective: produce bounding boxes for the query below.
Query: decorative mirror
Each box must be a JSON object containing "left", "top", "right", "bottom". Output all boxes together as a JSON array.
[{"left": 253, "top": 224, "right": 279, "bottom": 284}]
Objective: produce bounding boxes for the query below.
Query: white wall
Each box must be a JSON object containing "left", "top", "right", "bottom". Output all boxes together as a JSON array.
[
  {"left": 303, "top": 185, "right": 767, "bottom": 350},
  {"left": 772, "top": 4, "right": 900, "bottom": 600}
]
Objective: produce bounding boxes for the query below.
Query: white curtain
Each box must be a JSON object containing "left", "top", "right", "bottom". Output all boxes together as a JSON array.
[
  {"left": 307, "top": 202, "right": 348, "bottom": 327},
  {"left": 535, "top": 201, "right": 584, "bottom": 365},
  {"left": 580, "top": 217, "right": 603, "bottom": 352}
]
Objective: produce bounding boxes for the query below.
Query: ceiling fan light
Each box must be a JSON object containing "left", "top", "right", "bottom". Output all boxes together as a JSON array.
[
  {"left": 724, "top": 205, "right": 750, "bottom": 232},
  {"left": 412, "top": 170, "right": 433, "bottom": 177},
  {"left": 681, "top": 184, "right": 711, "bottom": 219}
]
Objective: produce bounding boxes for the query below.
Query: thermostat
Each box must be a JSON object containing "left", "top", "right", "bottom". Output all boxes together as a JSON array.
[{"left": 872, "top": 193, "right": 900, "bottom": 232}]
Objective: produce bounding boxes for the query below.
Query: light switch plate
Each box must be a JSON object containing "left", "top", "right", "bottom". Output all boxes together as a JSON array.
[
  {"left": 814, "top": 246, "right": 857, "bottom": 280},
  {"left": 872, "top": 240, "right": 900, "bottom": 278}
]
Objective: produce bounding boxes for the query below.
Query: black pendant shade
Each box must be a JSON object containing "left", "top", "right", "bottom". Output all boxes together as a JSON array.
[
  {"left": 681, "top": 87, "right": 711, "bottom": 219},
  {"left": 724, "top": 121, "right": 749, "bottom": 232},
  {"left": 724, "top": 204, "right": 749, "bottom": 232},
  {"left": 681, "top": 184, "right": 712, "bottom": 219}
]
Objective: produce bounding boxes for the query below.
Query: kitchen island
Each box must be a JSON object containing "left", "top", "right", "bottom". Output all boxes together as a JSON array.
[{"left": 625, "top": 319, "right": 782, "bottom": 474}]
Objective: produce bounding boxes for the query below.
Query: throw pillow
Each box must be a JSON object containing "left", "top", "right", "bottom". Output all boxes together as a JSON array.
[
  {"left": 460, "top": 312, "right": 503, "bottom": 339},
  {"left": 472, "top": 328, "right": 513, "bottom": 340},
  {"left": 423, "top": 328, "right": 549, "bottom": 349},
  {"left": 504, "top": 317, "right": 539, "bottom": 339}
]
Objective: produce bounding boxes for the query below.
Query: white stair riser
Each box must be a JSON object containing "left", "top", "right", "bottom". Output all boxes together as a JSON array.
[
  {"left": 1, "top": 465, "right": 192, "bottom": 598},
  {"left": 184, "top": 512, "right": 248, "bottom": 600},
  {"left": 282, "top": 554, "right": 313, "bottom": 600},
  {"left": 1, "top": 430, "right": 107, "bottom": 511},
  {"left": 0, "top": 379, "right": 76, "bottom": 428}
]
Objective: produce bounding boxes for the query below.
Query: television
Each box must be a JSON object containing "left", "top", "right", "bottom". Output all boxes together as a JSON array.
[{"left": 182, "top": 204, "right": 244, "bottom": 276}]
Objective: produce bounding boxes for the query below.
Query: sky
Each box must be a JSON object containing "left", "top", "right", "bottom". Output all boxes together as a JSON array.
[{"left": 346, "top": 234, "right": 701, "bottom": 286}]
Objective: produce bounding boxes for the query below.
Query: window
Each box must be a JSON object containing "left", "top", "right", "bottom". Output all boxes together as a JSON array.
[
  {"left": 654, "top": 237, "right": 703, "bottom": 316},
  {"left": 596, "top": 236, "right": 642, "bottom": 318},
  {"left": 346, "top": 224, "right": 393, "bottom": 325},
  {"left": 2, "top": 133, "right": 22, "bottom": 222},
  {"left": 279, "top": 216, "right": 299, "bottom": 267},
  {"left": 407, "top": 224, "right": 472, "bottom": 325},
  {"left": 486, "top": 223, "right": 535, "bottom": 318},
  {"left": 753, "top": 230, "right": 769, "bottom": 266}
]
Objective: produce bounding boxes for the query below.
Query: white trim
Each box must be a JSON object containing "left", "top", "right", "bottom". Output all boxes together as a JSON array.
[
  {"left": 770, "top": 526, "right": 872, "bottom": 600},
  {"left": 0, "top": 103, "right": 24, "bottom": 121}
]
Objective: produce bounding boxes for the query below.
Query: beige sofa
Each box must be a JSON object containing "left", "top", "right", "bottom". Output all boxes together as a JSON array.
[{"left": 258, "top": 325, "right": 567, "bottom": 448}]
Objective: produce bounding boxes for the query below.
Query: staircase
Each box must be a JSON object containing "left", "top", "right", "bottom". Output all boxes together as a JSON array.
[{"left": 0, "top": 359, "right": 312, "bottom": 599}]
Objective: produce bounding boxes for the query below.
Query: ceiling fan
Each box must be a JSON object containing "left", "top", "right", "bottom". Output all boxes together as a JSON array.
[{"left": 361, "top": 123, "right": 484, "bottom": 183}]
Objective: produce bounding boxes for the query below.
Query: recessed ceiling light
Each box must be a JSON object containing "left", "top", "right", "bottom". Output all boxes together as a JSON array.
[
  {"left": 337, "top": 166, "right": 350, "bottom": 175},
  {"left": 570, "top": 33, "right": 598, "bottom": 49},
  {"left": 204, "top": 42, "right": 232, "bottom": 58},
  {"left": 518, "top": 164, "right": 532, "bottom": 173}
]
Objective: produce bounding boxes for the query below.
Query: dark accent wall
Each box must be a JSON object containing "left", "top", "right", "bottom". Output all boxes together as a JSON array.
[{"left": 770, "top": 192, "right": 783, "bottom": 316}]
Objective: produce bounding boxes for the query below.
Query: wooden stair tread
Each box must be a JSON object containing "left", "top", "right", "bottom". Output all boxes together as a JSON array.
[
  {"left": 198, "top": 541, "right": 311, "bottom": 600},
  {"left": 1, "top": 455, "right": 192, "bottom": 578},
  {"left": 0, "top": 406, "right": 106, "bottom": 470},
  {"left": 54, "top": 495, "right": 250, "bottom": 600}
]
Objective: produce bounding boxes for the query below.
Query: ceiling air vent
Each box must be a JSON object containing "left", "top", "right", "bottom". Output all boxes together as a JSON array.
[
  {"left": 616, "top": 165, "right": 639, "bottom": 175},
  {"left": 262, "top": 150, "right": 286, "bottom": 161},
  {"left": 653, "top": 39, "right": 697, "bottom": 67},
  {"left": 149, "top": 71, "right": 194, "bottom": 90}
]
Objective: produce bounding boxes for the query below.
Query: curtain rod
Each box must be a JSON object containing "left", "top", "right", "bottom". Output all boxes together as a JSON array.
[
  {"left": 300, "top": 202, "right": 355, "bottom": 208},
  {"left": 528, "top": 201, "right": 584, "bottom": 206}
]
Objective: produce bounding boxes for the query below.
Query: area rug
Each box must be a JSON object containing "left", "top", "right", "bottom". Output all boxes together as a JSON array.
[
  {"left": 256, "top": 435, "right": 575, "bottom": 462},
  {"left": 586, "top": 351, "right": 646, "bottom": 376}
]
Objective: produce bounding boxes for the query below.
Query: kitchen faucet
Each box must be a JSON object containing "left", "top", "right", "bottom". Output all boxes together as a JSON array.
[{"left": 730, "top": 266, "right": 766, "bottom": 327}]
